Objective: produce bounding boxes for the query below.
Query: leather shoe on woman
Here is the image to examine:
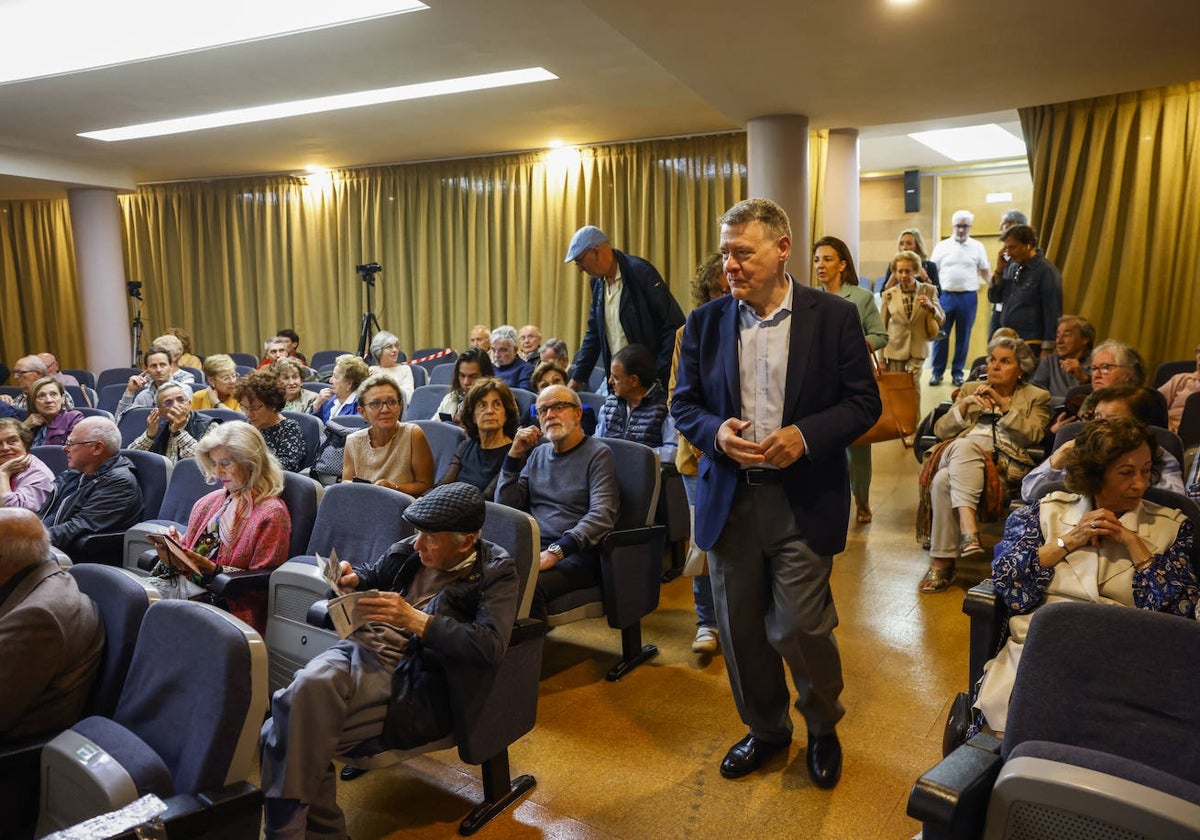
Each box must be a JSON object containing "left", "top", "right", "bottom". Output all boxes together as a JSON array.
[
  {"left": 806, "top": 731, "right": 842, "bottom": 789},
  {"left": 719, "top": 733, "right": 790, "bottom": 779}
]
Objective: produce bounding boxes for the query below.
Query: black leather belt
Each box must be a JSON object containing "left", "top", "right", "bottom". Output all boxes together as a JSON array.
[{"left": 740, "top": 468, "right": 783, "bottom": 486}]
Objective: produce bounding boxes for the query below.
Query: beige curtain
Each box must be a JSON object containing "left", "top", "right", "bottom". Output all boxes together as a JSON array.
[
  {"left": 808, "top": 128, "right": 828, "bottom": 254},
  {"left": 4, "top": 129, "right": 842, "bottom": 370},
  {"left": 119, "top": 133, "right": 749, "bottom": 360},
  {"left": 1020, "top": 83, "right": 1200, "bottom": 372},
  {"left": 0, "top": 200, "right": 83, "bottom": 368}
]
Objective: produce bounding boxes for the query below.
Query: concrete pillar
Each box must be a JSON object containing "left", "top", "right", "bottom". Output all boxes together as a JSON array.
[
  {"left": 67, "top": 189, "right": 131, "bottom": 371},
  {"left": 746, "top": 115, "right": 810, "bottom": 276},
  {"left": 824, "top": 128, "right": 861, "bottom": 261}
]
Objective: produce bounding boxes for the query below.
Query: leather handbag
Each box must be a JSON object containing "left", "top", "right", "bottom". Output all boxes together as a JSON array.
[{"left": 853, "top": 352, "right": 919, "bottom": 446}]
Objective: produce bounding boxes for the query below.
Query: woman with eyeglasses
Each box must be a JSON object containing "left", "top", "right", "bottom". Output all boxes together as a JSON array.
[
  {"left": 342, "top": 374, "right": 434, "bottom": 496},
  {"left": 368, "top": 330, "right": 415, "bottom": 407},
  {"left": 1049, "top": 339, "right": 1147, "bottom": 435},
  {"left": 437, "top": 378, "right": 518, "bottom": 497},
  {"left": 0, "top": 418, "right": 54, "bottom": 511},
  {"left": 149, "top": 421, "right": 291, "bottom": 634},
  {"left": 23, "top": 376, "right": 83, "bottom": 447},
  {"left": 235, "top": 371, "right": 307, "bottom": 472},
  {"left": 191, "top": 354, "right": 242, "bottom": 411}
]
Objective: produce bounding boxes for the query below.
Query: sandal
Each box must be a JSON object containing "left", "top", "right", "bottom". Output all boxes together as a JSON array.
[
  {"left": 918, "top": 563, "right": 957, "bottom": 594},
  {"left": 856, "top": 501, "right": 873, "bottom": 524},
  {"left": 959, "top": 533, "right": 985, "bottom": 561}
]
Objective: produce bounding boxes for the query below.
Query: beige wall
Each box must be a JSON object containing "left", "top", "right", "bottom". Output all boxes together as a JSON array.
[{"left": 859, "top": 167, "right": 1033, "bottom": 368}]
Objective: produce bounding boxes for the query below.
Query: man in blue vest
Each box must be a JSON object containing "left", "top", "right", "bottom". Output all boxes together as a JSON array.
[{"left": 595, "top": 343, "right": 676, "bottom": 464}]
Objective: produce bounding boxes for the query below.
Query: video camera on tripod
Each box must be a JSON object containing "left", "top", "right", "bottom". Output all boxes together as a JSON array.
[{"left": 356, "top": 263, "right": 382, "bottom": 284}]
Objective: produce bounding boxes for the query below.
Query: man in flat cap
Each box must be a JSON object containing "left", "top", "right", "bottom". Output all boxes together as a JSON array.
[
  {"left": 260, "top": 482, "right": 519, "bottom": 839},
  {"left": 564, "top": 224, "right": 684, "bottom": 391}
]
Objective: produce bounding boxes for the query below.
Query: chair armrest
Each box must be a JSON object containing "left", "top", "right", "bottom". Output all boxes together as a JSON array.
[
  {"left": 74, "top": 532, "right": 125, "bottom": 565},
  {"left": 600, "top": 525, "right": 666, "bottom": 629},
  {"left": 137, "top": 549, "right": 158, "bottom": 572},
  {"left": 907, "top": 734, "right": 1004, "bottom": 839},
  {"left": 963, "top": 579, "right": 1006, "bottom": 692},
  {"left": 508, "top": 617, "right": 546, "bottom": 645},
  {"left": 210, "top": 568, "right": 274, "bottom": 598},
  {"left": 306, "top": 600, "right": 334, "bottom": 630}
]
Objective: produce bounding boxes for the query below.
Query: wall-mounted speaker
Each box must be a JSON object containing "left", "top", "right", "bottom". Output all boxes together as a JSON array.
[{"left": 903, "top": 169, "right": 920, "bottom": 213}]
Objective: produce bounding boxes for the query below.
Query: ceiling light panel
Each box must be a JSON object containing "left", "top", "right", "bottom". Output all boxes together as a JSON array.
[
  {"left": 79, "top": 68, "right": 559, "bottom": 141},
  {"left": 0, "top": 0, "right": 427, "bottom": 84},
  {"left": 907, "top": 124, "right": 1026, "bottom": 162}
]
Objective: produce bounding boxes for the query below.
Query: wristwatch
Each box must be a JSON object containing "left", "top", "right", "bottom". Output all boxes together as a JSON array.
[
  {"left": 547, "top": 543, "right": 565, "bottom": 560},
  {"left": 1056, "top": 536, "right": 1072, "bottom": 554}
]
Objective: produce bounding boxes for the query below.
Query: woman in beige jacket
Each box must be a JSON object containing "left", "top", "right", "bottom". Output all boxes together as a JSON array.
[{"left": 881, "top": 249, "right": 945, "bottom": 398}]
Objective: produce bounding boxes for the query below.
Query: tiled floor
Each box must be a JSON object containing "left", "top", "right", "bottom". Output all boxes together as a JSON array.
[{"left": 330, "top": 383, "right": 983, "bottom": 839}]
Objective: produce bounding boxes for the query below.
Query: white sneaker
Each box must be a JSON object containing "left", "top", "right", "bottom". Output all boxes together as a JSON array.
[{"left": 692, "top": 625, "right": 719, "bottom": 654}]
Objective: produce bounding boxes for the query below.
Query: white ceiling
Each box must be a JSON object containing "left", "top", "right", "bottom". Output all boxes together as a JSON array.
[{"left": 1, "top": 0, "right": 1197, "bottom": 200}]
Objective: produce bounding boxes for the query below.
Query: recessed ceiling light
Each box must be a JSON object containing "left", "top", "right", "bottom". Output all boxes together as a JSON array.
[
  {"left": 908, "top": 124, "right": 1026, "bottom": 162},
  {"left": 547, "top": 139, "right": 564, "bottom": 149},
  {"left": 79, "top": 67, "right": 558, "bottom": 141},
  {"left": 0, "top": 1, "right": 428, "bottom": 84}
]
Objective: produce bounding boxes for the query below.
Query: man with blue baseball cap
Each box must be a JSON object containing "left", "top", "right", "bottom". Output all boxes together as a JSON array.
[{"left": 564, "top": 224, "right": 684, "bottom": 391}]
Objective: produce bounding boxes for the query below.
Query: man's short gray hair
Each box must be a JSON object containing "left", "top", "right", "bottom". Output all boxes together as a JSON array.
[
  {"left": 490, "top": 325, "right": 518, "bottom": 348},
  {"left": 81, "top": 417, "right": 122, "bottom": 455},
  {"left": 720, "top": 198, "right": 792, "bottom": 241},
  {"left": 1000, "top": 209, "right": 1028, "bottom": 227},
  {"left": 264, "top": 336, "right": 289, "bottom": 351},
  {"left": 951, "top": 210, "right": 975, "bottom": 226},
  {"left": 17, "top": 355, "right": 48, "bottom": 375}
]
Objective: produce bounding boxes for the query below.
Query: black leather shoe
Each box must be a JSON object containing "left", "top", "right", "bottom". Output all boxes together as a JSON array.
[
  {"left": 929, "top": 376, "right": 943, "bottom": 386},
  {"left": 339, "top": 765, "right": 368, "bottom": 782},
  {"left": 719, "top": 733, "right": 790, "bottom": 779},
  {"left": 952, "top": 375, "right": 965, "bottom": 387},
  {"left": 806, "top": 731, "right": 842, "bottom": 789}
]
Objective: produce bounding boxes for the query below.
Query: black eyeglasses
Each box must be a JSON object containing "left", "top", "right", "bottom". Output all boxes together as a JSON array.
[
  {"left": 365, "top": 398, "right": 401, "bottom": 411},
  {"left": 536, "top": 401, "right": 578, "bottom": 418}
]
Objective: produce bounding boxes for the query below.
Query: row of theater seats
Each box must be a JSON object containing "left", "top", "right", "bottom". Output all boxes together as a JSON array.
[{"left": 19, "top": 435, "right": 670, "bottom": 836}]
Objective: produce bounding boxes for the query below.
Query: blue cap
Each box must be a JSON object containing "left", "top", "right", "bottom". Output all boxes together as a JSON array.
[{"left": 564, "top": 225, "right": 608, "bottom": 263}]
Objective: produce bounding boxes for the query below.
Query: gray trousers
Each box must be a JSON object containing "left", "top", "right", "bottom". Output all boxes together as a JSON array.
[
  {"left": 929, "top": 436, "right": 992, "bottom": 559},
  {"left": 708, "top": 482, "right": 844, "bottom": 741},
  {"left": 259, "top": 640, "right": 393, "bottom": 840}
]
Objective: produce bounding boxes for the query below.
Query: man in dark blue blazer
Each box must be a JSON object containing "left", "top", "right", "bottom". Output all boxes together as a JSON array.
[
  {"left": 564, "top": 225, "right": 685, "bottom": 390},
  {"left": 672, "top": 199, "right": 880, "bottom": 790}
]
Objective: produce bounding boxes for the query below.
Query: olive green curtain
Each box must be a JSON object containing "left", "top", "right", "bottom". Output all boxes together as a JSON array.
[
  {"left": 0, "top": 200, "right": 83, "bottom": 368},
  {"left": 1020, "top": 82, "right": 1200, "bottom": 372},
  {"left": 118, "top": 133, "right": 750, "bottom": 361},
  {"left": 3, "top": 128, "right": 840, "bottom": 370}
]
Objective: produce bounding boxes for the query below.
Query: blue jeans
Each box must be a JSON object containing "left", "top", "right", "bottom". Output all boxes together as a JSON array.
[
  {"left": 681, "top": 473, "right": 717, "bottom": 628},
  {"left": 931, "top": 290, "right": 977, "bottom": 379}
]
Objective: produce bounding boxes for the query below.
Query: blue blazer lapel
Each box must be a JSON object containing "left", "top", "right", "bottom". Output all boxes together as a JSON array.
[
  {"left": 784, "top": 279, "right": 818, "bottom": 421},
  {"left": 721, "top": 298, "right": 742, "bottom": 416}
]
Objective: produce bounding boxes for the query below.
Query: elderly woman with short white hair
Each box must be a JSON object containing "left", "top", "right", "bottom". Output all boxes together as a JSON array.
[{"left": 368, "top": 330, "right": 415, "bottom": 407}]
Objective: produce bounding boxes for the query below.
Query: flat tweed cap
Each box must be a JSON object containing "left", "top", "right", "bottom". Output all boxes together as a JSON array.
[{"left": 403, "top": 482, "right": 486, "bottom": 533}]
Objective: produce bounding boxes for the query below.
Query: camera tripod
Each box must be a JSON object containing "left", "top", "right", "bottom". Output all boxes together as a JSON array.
[
  {"left": 128, "top": 283, "right": 145, "bottom": 366},
  {"left": 355, "top": 272, "right": 381, "bottom": 359}
]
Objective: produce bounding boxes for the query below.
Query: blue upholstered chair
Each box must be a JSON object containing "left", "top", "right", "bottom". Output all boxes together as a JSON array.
[
  {"left": 406, "top": 384, "right": 450, "bottom": 421},
  {"left": 430, "top": 362, "right": 456, "bottom": 386},
  {"left": 410, "top": 419, "right": 465, "bottom": 484},
  {"left": 265, "top": 483, "right": 414, "bottom": 694},
  {"left": 909, "top": 601, "right": 1200, "bottom": 839},
  {"left": 544, "top": 437, "right": 666, "bottom": 681},
  {"left": 36, "top": 600, "right": 268, "bottom": 837}
]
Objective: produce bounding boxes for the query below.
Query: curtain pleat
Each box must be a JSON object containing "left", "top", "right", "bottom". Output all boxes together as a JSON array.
[
  {"left": 1020, "top": 82, "right": 1200, "bottom": 371},
  {"left": 0, "top": 200, "right": 82, "bottom": 366}
]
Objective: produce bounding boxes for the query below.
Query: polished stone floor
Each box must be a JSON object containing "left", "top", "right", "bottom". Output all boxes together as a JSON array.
[{"left": 326, "top": 384, "right": 984, "bottom": 839}]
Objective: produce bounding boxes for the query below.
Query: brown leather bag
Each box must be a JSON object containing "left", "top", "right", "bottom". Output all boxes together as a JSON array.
[{"left": 853, "top": 352, "right": 920, "bottom": 446}]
